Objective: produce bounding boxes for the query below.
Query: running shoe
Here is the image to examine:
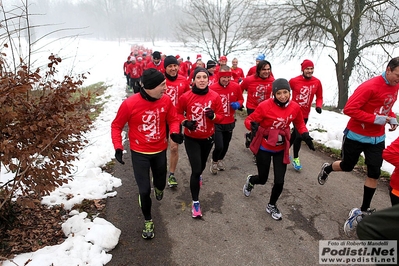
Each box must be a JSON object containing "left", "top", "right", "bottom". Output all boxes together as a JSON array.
[
  {"left": 192, "top": 201, "right": 202, "bottom": 218},
  {"left": 154, "top": 187, "right": 163, "bottom": 201},
  {"left": 292, "top": 157, "right": 302, "bottom": 171},
  {"left": 217, "top": 160, "right": 226, "bottom": 171},
  {"left": 168, "top": 174, "right": 178, "bottom": 188},
  {"left": 245, "top": 132, "right": 252, "bottom": 148},
  {"left": 343, "top": 208, "right": 363, "bottom": 236},
  {"left": 266, "top": 204, "right": 282, "bottom": 220},
  {"left": 317, "top": 162, "right": 330, "bottom": 185},
  {"left": 210, "top": 161, "right": 218, "bottom": 175},
  {"left": 199, "top": 175, "right": 203, "bottom": 188},
  {"left": 142, "top": 220, "right": 155, "bottom": 239},
  {"left": 243, "top": 175, "right": 255, "bottom": 197}
]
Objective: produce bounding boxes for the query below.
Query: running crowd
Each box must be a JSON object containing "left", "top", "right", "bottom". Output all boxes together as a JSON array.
[{"left": 115, "top": 45, "right": 399, "bottom": 242}]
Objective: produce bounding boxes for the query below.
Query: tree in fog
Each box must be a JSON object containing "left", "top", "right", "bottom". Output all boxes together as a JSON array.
[
  {"left": 176, "top": 0, "right": 264, "bottom": 61},
  {"left": 256, "top": 0, "right": 399, "bottom": 109}
]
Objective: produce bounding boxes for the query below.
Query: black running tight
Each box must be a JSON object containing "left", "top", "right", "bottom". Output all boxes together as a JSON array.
[
  {"left": 251, "top": 149, "right": 287, "bottom": 205},
  {"left": 130, "top": 150, "right": 167, "bottom": 220},
  {"left": 184, "top": 135, "right": 214, "bottom": 201}
]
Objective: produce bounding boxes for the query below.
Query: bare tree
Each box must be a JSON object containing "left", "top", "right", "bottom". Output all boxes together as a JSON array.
[
  {"left": 255, "top": 0, "right": 399, "bottom": 109},
  {"left": 176, "top": 0, "right": 264, "bottom": 61}
]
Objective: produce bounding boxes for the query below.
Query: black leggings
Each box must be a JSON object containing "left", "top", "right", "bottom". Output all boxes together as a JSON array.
[
  {"left": 289, "top": 118, "right": 308, "bottom": 158},
  {"left": 212, "top": 123, "right": 234, "bottom": 161},
  {"left": 251, "top": 149, "right": 287, "bottom": 205},
  {"left": 131, "top": 150, "right": 167, "bottom": 220},
  {"left": 184, "top": 135, "right": 214, "bottom": 201}
]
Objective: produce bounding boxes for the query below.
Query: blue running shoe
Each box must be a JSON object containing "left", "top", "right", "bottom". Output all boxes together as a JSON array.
[
  {"left": 343, "top": 208, "right": 363, "bottom": 236},
  {"left": 292, "top": 157, "right": 302, "bottom": 171}
]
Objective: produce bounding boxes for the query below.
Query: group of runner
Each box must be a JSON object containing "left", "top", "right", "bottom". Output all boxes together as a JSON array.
[{"left": 115, "top": 47, "right": 399, "bottom": 243}]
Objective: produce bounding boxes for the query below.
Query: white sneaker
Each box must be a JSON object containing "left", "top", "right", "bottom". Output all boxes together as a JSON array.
[
  {"left": 217, "top": 160, "right": 226, "bottom": 171},
  {"left": 210, "top": 161, "right": 218, "bottom": 175},
  {"left": 243, "top": 175, "right": 254, "bottom": 197},
  {"left": 266, "top": 204, "right": 282, "bottom": 220}
]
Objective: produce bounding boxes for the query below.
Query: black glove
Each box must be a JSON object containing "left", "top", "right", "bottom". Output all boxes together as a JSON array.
[
  {"left": 301, "top": 132, "right": 315, "bottom": 151},
  {"left": 182, "top": 120, "right": 198, "bottom": 131},
  {"left": 316, "top": 107, "right": 322, "bottom": 114},
  {"left": 250, "top": 121, "right": 259, "bottom": 136},
  {"left": 204, "top": 107, "right": 215, "bottom": 119},
  {"left": 170, "top": 133, "right": 184, "bottom": 144},
  {"left": 115, "top": 149, "right": 125, "bottom": 164}
]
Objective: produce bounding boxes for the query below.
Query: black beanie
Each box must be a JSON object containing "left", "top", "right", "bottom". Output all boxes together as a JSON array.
[
  {"left": 272, "top": 78, "right": 291, "bottom": 95},
  {"left": 142, "top": 68, "right": 165, "bottom": 89},
  {"left": 206, "top": 60, "right": 217, "bottom": 69},
  {"left": 193, "top": 67, "right": 209, "bottom": 80},
  {"left": 152, "top": 51, "right": 161, "bottom": 60},
  {"left": 164, "top": 55, "right": 179, "bottom": 68}
]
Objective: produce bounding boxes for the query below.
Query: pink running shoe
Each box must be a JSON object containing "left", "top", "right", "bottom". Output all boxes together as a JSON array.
[
  {"left": 199, "top": 175, "right": 203, "bottom": 188},
  {"left": 192, "top": 202, "right": 202, "bottom": 218}
]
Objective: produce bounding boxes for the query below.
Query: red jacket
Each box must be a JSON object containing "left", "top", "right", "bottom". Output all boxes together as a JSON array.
[
  {"left": 382, "top": 137, "right": 399, "bottom": 196},
  {"left": 208, "top": 74, "right": 218, "bottom": 87},
  {"left": 123, "top": 61, "right": 130, "bottom": 75},
  {"left": 127, "top": 62, "right": 142, "bottom": 79},
  {"left": 246, "top": 65, "right": 256, "bottom": 77},
  {"left": 289, "top": 75, "right": 323, "bottom": 119},
  {"left": 210, "top": 81, "right": 244, "bottom": 124},
  {"left": 185, "top": 61, "right": 193, "bottom": 75},
  {"left": 111, "top": 93, "right": 180, "bottom": 153},
  {"left": 231, "top": 67, "right": 245, "bottom": 83},
  {"left": 240, "top": 75, "right": 274, "bottom": 110},
  {"left": 177, "top": 88, "right": 224, "bottom": 139},
  {"left": 344, "top": 75, "right": 399, "bottom": 137},
  {"left": 146, "top": 60, "right": 165, "bottom": 73},
  {"left": 165, "top": 75, "right": 190, "bottom": 106},
  {"left": 178, "top": 62, "right": 188, "bottom": 78},
  {"left": 245, "top": 98, "right": 307, "bottom": 154}
]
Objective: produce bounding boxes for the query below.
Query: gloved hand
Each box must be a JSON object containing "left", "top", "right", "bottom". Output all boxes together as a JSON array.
[
  {"left": 204, "top": 107, "right": 215, "bottom": 119},
  {"left": 170, "top": 133, "right": 184, "bottom": 144},
  {"left": 230, "top": 102, "right": 240, "bottom": 110},
  {"left": 182, "top": 120, "right": 198, "bottom": 131},
  {"left": 301, "top": 132, "right": 315, "bottom": 151},
  {"left": 115, "top": 149, "right": 125, "bottom": 164},
  {"left": 250, "top": 121, "right": 260, "bottom": 136},
  {"left": 316, "top": 107, "right": 322, "bottom": 114}
]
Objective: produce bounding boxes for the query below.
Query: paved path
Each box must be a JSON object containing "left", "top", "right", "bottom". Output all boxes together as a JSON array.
[{"left": 105, "top": 113, "right": 391, "bottom": 266}]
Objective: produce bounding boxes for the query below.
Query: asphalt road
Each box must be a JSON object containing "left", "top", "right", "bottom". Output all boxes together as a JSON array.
[{"left": 105, "top": 109, "right": 391, "bottom": 266}]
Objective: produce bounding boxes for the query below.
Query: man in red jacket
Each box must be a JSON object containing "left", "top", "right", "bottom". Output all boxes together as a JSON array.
[
  {"left": 163, "top": 55, "right": 190, "bottom": 188},
  {"left": 317, "top": 57, "right": 399, "bottom": 235},
  {"left": 209, "top": 65, "right": 244, "bottom": 174},
  {"left": 126, "top": 56, "right": 142, "bottom": 93},
  {"left": 289, "top": 59, "right": 323, "bottom": 171},
  {"left": 111, "top": 68, "right": 183, "bottom": 240},
  {"left": 123, "top": 56, "right": 131, "bottom": 89},
  {"left": 146, "top": 51, "right": 164, "bottom": 73}
]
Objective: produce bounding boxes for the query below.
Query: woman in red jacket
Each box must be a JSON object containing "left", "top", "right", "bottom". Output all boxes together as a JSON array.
[
  {"left": 242, "top": 78, "right": 315, "bottom": 220},
  {"left": 177, "top": 67, "right": 224, "bottom": 218}
]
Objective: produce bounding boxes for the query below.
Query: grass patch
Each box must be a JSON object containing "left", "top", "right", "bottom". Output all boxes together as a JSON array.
[{"left": 73, "top": 82, "right": 111, "bottom": 120}]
